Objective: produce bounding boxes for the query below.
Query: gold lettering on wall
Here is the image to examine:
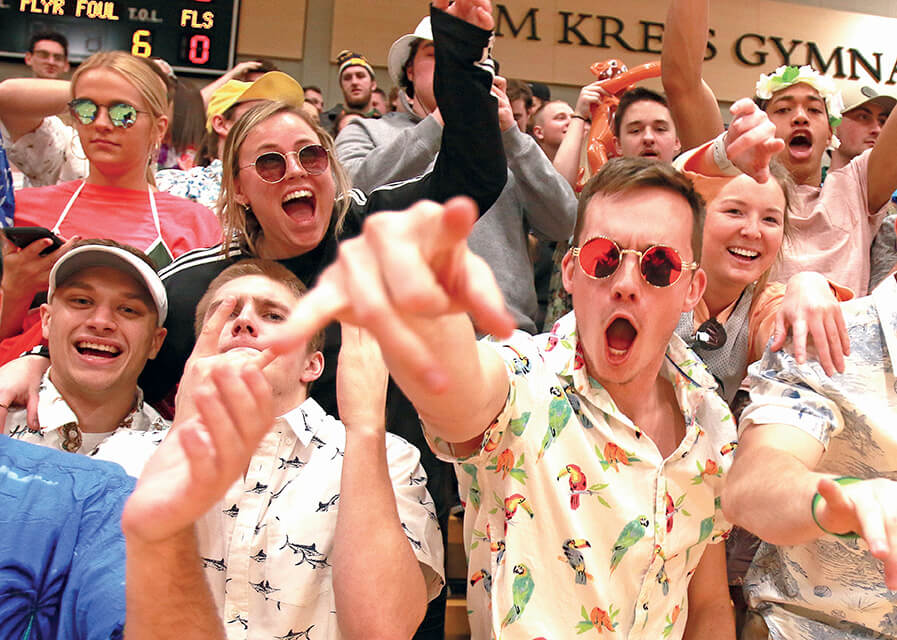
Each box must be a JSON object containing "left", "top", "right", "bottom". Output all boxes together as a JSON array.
[{"left": 331, "top": 0, "right": 897, "bottom": 100}]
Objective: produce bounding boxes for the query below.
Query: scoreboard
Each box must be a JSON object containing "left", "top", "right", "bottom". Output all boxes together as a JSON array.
[{"left": 0, "top": 0, "right": 239, "bottom": 75}]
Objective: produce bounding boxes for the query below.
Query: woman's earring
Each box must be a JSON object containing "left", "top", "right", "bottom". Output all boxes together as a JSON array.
[{"left": 148, "top": 141, "right": 160, "bottom": 166}]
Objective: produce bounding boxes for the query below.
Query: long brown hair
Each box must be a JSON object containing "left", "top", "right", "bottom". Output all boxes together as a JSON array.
[{"left": 218, "top": 101, "right": 352, "bottom": 257}]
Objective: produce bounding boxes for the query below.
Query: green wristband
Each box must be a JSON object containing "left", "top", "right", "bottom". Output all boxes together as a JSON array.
[{"left": 811, "top": 476, "right": 862, "bottom": 539}]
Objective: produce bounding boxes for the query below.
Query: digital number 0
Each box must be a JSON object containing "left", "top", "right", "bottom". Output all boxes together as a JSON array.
[{"left": 188, "top": 34, "right": 211, "bottom": 65}]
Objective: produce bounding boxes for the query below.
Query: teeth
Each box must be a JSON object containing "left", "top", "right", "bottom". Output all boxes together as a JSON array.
[
  {"left": 729, "top": 247, "right": 759, "bottom": 258},
  {"left": 282, "top": 189, "right": 312, "bottom": 204},
  {"left": 77, "top": 341, "right": 121, "bottom": 354}
]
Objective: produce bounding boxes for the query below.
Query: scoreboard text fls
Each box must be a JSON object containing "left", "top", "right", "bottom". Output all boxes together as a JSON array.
[{"left": 1, "top": 0, "right": 239, "bottom": 75}]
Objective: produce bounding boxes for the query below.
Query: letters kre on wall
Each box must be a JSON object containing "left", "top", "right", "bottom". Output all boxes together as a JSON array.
[{"left": 331, "top": 0, "right": 897, "bottom": 101}]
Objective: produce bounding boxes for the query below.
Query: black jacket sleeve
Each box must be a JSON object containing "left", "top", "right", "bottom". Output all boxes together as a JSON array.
[{"left": 359, "top": 6, "right": 506, "bottom": 217}]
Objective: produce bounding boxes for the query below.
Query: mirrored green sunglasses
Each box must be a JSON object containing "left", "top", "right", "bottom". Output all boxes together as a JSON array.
[{"left": 68, "top": 98, "right": 147, "bottom": 129}]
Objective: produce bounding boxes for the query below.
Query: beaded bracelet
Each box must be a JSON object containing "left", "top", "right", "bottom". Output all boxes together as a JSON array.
[{"left": 811, "top": 476, "right": 862, "bottom": 539}]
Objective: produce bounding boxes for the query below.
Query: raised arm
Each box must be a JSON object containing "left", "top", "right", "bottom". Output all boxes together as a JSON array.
[
  {"left": 0, "top": 78, "right": 69, "bottom": 141},
  {"left": 331, "top": 325, "right": 429, "bottom": 638},
  {"left": 498, "top": 87, "right": 576, "bottom": 241},
  {"left": 357, "top": 1, "right": 506, "bottom": 218},
  {"left": 661, "top": 0, "right": 724, "bottom": 149},
  {"left": 553, "top": 81, "right": 604, "bottom": 188},
  {"left": 199, "top": 61, "right": 263, "bottom": 105},
  {"left": 678, "top": 99, "right": 783, "bottom": 182},
  {"left": 866, "top": 102, "right": 897, "bottom": 211}
]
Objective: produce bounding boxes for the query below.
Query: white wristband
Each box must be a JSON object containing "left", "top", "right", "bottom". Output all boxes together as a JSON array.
[{"left": 711, "top": 132, "right": 740, "bottom": 176}]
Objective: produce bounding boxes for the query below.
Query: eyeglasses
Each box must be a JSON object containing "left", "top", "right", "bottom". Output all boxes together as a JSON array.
[
  {"left": 571, "top": 236, "right": 699, "bottom": 288},
  {"left": 239, "top": 146, "right": 329, "bottom": 183},
  {"left": 68, "top": 98, "right": 146, "bottom": 129}
]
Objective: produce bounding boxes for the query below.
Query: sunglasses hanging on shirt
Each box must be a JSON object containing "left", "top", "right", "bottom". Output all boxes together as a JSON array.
[{"left": 689, "top": 317, "right": 727, "bottom": 351}]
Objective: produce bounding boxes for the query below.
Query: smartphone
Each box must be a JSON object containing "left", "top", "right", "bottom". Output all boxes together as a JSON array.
[{"left": 4, "top": 227, "right": 64, "bottom": 256}]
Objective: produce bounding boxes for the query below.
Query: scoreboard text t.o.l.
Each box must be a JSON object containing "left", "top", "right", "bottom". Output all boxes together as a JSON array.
[{"left": 0, "top": 0, "right": 240, "bottom": 75}]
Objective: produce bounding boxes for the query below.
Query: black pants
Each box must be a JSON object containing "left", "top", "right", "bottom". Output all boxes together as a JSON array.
[{"left": 413, "top": 587, "right": 447, "bottom": 640}]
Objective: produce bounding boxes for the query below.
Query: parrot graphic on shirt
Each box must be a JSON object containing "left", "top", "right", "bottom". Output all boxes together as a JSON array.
[
  {"left": 560, "top": 538, "right": 593, "bottom": 585},
  {"left": 557, "top": 464, "right": 588, "bottom": 510},
  {"left": 501, "top": 563, "right": 535, "bottom": 630},
  {"left": 610, "top": 516, "right": 649, "bottom": 573},
  {"left": 502, "top": 493, "right": 534, "bottom": 534},
  {"left": 537, "top": 387, "right": 572, "bottom": 459},
  {"left": 460, "top": 463, "right": 481, "bottom": 510},
  {"left": 470, "top": 568, "right": 492, "bottom": 595},
  {"left": 697, "top": 515, "right": 714, "bottom": 544}
]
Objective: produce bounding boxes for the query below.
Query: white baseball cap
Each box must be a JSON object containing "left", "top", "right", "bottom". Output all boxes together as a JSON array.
[
  {"left": 49, "top": 244, "right": 168, "bottom": 326},
  {"left": 839, "top": 82, "right": 897, "bottom": 115}
]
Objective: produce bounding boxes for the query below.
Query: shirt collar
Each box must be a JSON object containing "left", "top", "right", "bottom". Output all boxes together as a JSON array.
[
  {"left": 37, "top": 369, "right": 148, "bottom": 434},
  {"left": 280, "top": 396, "right": 327, "bottom": 446},
  {"left": 872, "top": 274, "right": 897, "bottom": 376}
]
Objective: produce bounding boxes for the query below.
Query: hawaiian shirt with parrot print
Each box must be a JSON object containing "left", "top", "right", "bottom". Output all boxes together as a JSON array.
[
  {"left": 739, "top": 275, "right": 897, "bottom": 640},
  {"left": 95, "top": 397, "right": 445, "bottom": 640},
  {"left": 425, "top": 311, "right": 736, "bottom": 639}
]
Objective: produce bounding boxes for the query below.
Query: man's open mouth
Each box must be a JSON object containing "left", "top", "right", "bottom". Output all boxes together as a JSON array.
[{"left": 606, "top": 317, "right": 637, "bottom": 360}]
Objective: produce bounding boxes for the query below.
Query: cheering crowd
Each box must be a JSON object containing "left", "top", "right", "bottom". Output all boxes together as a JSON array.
[{"left": 0, "top": 0, "right": 896, "bottom": 639}]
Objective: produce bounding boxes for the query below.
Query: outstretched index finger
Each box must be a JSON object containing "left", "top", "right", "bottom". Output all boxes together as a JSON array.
[
  {"left": 264, "top": 279, "right": 348, "bottom": 358},
  {"left": 433, "top": 198, "right": 515, "bottom": 337}
]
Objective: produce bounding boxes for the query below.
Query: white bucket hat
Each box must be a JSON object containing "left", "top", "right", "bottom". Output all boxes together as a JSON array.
[{"left": 387, "top": 16, "right": 433, "bottom": 88}]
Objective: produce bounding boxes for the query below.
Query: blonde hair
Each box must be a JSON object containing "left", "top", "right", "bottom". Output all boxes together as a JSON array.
[
  {"left": 757, "top": 160, "right": 795, "bottom": 293},
  {"left": 218, "top": 101, "right": 351, "bottom": 258},
  {"left": 71, "top": 51, "right": 169, "bottom": 186}
]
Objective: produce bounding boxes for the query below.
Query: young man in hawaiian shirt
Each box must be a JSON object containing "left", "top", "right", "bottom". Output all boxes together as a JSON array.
[
  {"left": 5, "top": 240, "right": 169, "bottom": 459},
  {"left": 267, "top": 156, "right": 739, "bottom": 639},
  {"left": 96, "top": 259, "right": 444, "bottom": 639},
  {"left": 722, "top": 273, "right": 897, "bottom": 639}
]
